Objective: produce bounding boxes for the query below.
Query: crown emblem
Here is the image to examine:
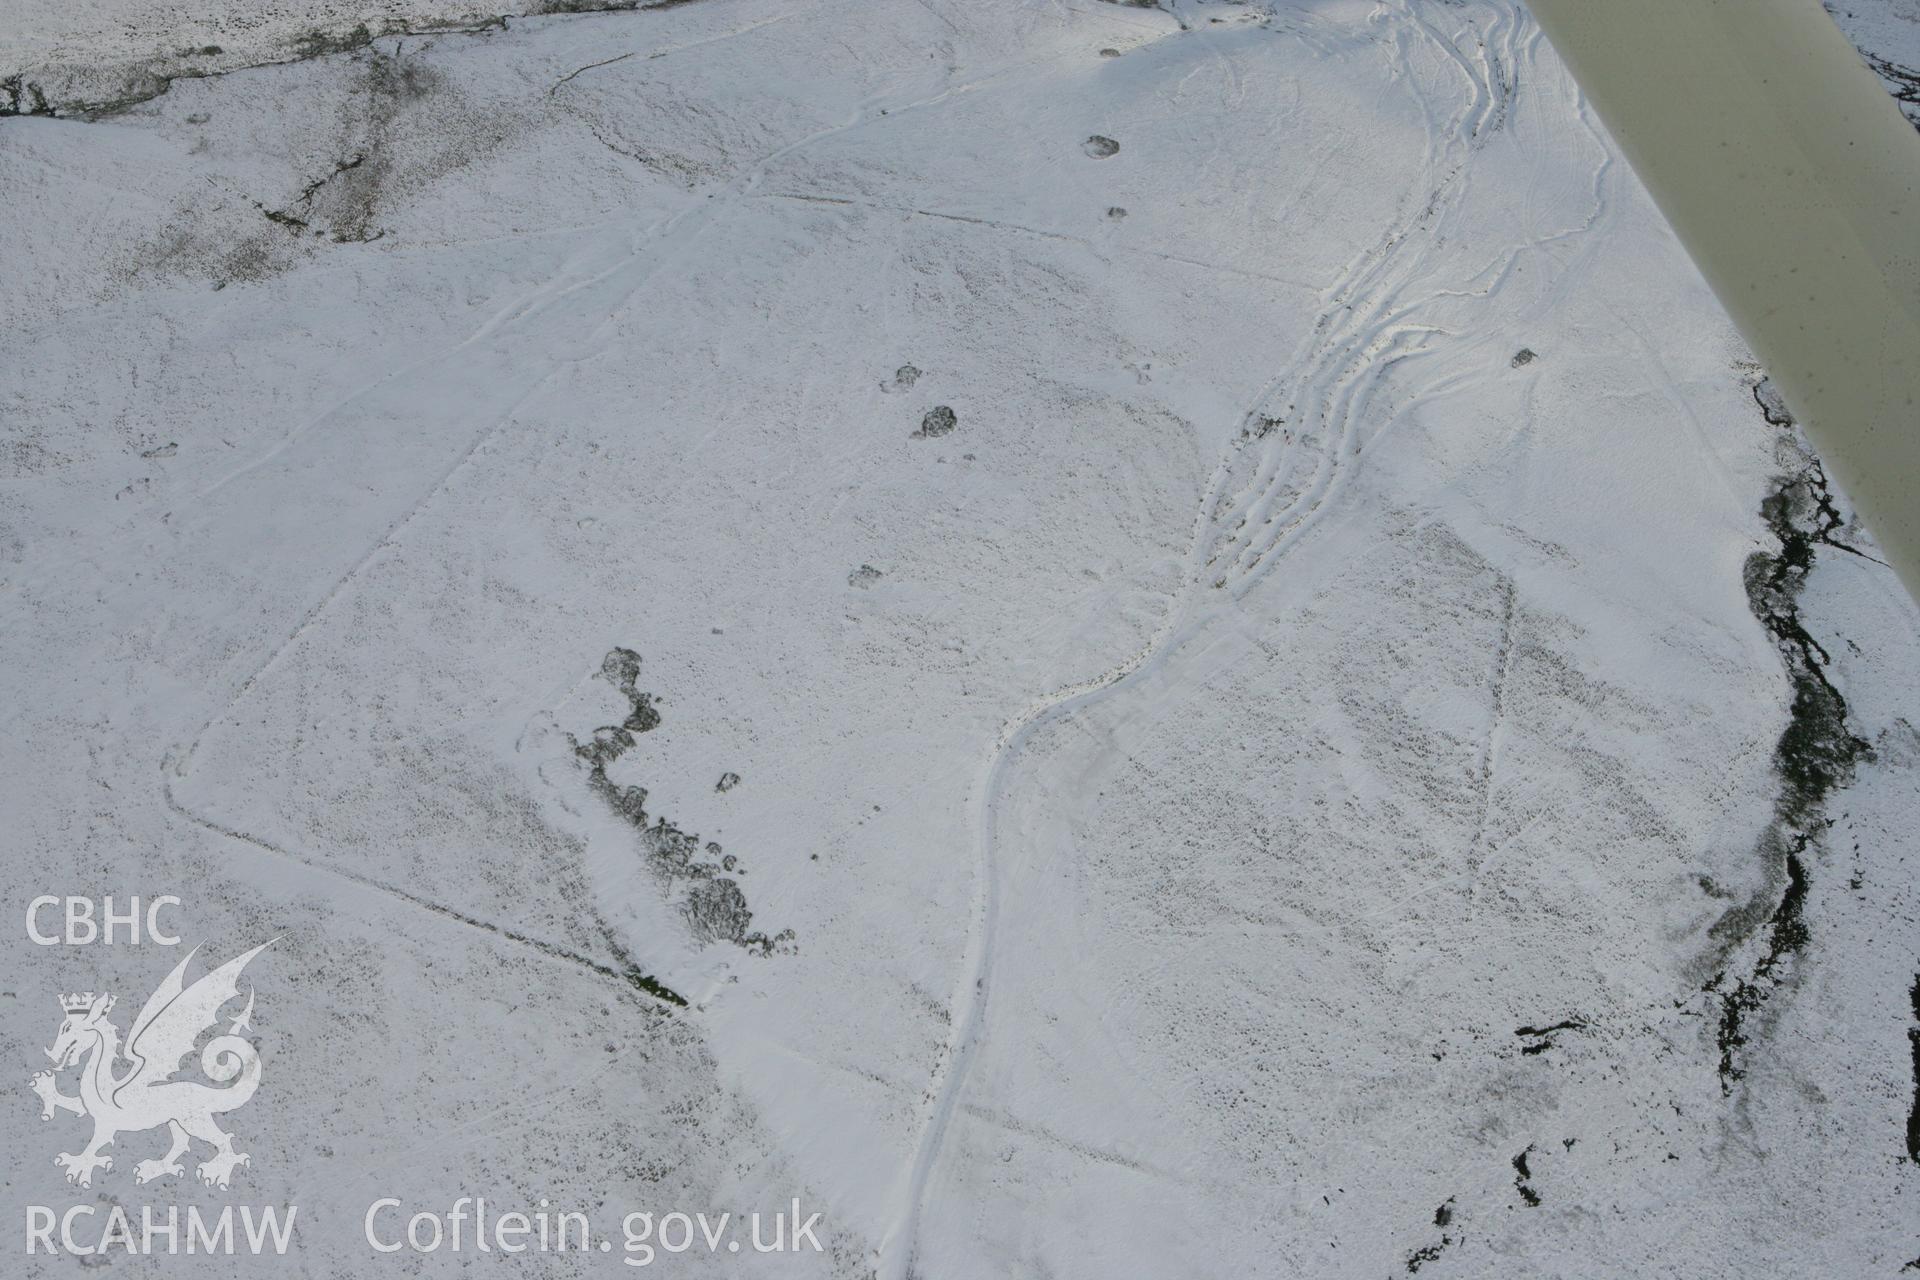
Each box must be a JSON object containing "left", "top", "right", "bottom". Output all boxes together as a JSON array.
[{"left": 59, "top": 992, "right": 101, "bottom": 1014}]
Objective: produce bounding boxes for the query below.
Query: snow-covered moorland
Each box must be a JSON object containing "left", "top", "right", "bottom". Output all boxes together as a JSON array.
[{"left": 3, "top": 0, "right": 1918, "bottom": 1275}]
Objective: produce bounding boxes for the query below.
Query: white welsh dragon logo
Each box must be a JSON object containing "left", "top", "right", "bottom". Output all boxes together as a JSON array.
[{"left": 29, "top": 940, "right": 273, "bottom": 1190}]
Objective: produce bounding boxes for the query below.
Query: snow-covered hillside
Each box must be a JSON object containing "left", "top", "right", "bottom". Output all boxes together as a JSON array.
[{"left": 3, "top": 2, "right": 1916, "bottom": 1276}]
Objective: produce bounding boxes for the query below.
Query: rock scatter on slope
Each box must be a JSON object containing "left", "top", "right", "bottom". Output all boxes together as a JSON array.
[
  {"left": 914, "top": 405, "right": 957, "bottom": 438},
  {"left": 570, "top": 647, "right": 794, "bottom": 957}
]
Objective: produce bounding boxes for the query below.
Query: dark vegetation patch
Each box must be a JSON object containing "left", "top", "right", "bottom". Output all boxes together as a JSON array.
[
  {"left": 0, "top": 76, "right": 55, "bottom": 117},
  {"left": 122, "top": 37, "right": 525, "bottom": 289},
  {"left": 275, "top": 48, "right": 469, "bottom": 246},
  {"left": 1404, "top": 1198, "right": 1455, "bottom": 1273},
  {"left": 0, "top": 3, "right": 714, "bottom": 121},
  {"left": 1405, "top": 1239, "right": 1447, "bottom": 1273},
  {"left": 1907, "top": 974, "right": 1920, "bottom": 1163},
  {"left": 2, "top": 66, "right": 178, "bottom": 120},
  {"left": 290, "top": 23, "right": 381, "bottom": 61},
  {"left": 1515, "top": 1017, "right": 1585, "bottom": 1056},
  {"left": 570, "top": 648, "right": 794, "bottom": 957},
  {"left": 1512, "top": 1146, "right": 1540, "bottom": 1207},
  {"left": 1706, "top": 380, "right": 1872, "bottom": 1095},
  {"left": 22, "top": 8, "right": 698, "bottom": 286},
  {"left": 5, "top": 18, "right": 456, "bottom": 121},
  {"left": 530, "top": 0, "right": 715, "bottom": 14}
]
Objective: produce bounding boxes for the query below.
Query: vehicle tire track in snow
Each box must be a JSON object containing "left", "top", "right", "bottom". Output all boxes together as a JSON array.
[
  {"left": 1202, "top": 0, "right": 1523, "bottom": 592},
  {"left": 877, "top": 3, "right": 1623, "bottom": 1272}
]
